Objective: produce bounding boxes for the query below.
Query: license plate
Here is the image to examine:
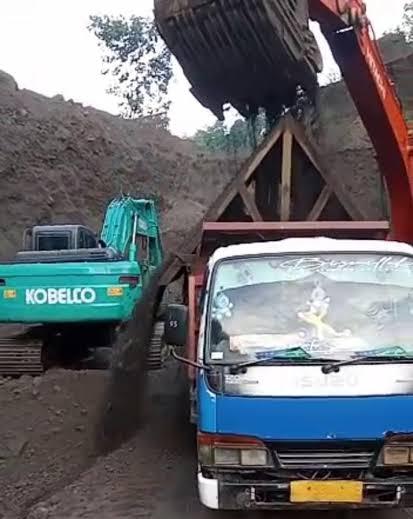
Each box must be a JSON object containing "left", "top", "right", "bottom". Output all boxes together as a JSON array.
[{"left": 290, "top": 481, "right": 363, "bottom": 503}]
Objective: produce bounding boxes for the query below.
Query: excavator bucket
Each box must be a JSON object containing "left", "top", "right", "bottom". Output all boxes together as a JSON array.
[{"left": 154, "top": 0, "right": 323, "bottom": 120}]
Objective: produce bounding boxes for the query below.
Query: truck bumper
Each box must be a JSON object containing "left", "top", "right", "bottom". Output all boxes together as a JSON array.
[{"left": 198, "top": 472, "right": 413, "bottom": 510}]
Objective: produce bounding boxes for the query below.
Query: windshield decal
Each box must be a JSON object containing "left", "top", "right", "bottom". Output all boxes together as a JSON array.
[
  {"left": 272, "top": 256, "right": 411, "bottom": 275},
  {"left": 211, "top": 290, "right": 234, "bottom": 321},
  {"left": 214, "top": 254, "right": 413, "bottom": 292},
  {"left": 297, "top": 282, "right": 351, "bottom": 341}
]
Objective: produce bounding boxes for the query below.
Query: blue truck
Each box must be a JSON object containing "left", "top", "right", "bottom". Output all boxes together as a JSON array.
[{"left": 164, "top": 234, "right": 413, "bottom": 510}]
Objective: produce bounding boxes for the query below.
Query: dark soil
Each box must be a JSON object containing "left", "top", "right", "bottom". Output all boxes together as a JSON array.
[
  {"left": 0, "top": 370, "right": 107, "bottom": 518},
  {"left": 0, "top": 70, "right": 233, "bottom": 261}
]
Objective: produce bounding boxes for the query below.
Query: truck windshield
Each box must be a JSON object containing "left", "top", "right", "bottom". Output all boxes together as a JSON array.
[{"left": 206, "top": 252, "right": 413, "bottom": 364}]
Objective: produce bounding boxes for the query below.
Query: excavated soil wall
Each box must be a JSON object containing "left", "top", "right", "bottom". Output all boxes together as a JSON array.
[
  {"left": 0, "top": 71, "right": 233, "bottom": 260},
  {"left": 316, "top": 34, "right": 413, "bottom": 219}
]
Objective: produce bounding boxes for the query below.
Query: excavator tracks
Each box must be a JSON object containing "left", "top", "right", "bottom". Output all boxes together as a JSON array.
[
  {"left": 147, "top": 321, "right": 167, "bottom": 371},
  {"left": 0, "top": 337, "right": 43, "bottom": 376},
  {"left": 0, "top": 321, "right": 167, "bottom": 377}
]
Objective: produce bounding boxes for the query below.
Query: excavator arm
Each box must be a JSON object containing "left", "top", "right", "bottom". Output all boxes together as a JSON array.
[{"left": 310, "top": 0, "right": 413, "bottom": 241}]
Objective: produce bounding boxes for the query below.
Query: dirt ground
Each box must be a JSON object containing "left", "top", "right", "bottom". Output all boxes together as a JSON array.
[
  {"left": 0, "top": 370, "right": 107, "bottom": 518},
  {"left": 25, "top": 364, "right": 192, "bottom": 519},
  {"left": 2, "top": 364, "right": 410, "bottom": 519}
]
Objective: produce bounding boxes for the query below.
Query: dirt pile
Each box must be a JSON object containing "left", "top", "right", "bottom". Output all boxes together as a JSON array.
[
  {"left": 0, "top": 370, "right": 107, "bottom": 517},
  {"left": 25, "top": 364, "right": 195, "bottom": 519},
  {"left": 316, "top": 34, "right": 413, "bottom": 219},
  {"left": 0, "top": 72, "right": 232, "bottom": 260}
]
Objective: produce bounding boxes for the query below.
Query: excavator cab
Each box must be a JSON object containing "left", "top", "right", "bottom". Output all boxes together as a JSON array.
[
  {"left": 154, "top": 0, "right": 323, "bottom": 120},
  {"left": 22, "top": 225, "right": 98, "bottom": 252}
]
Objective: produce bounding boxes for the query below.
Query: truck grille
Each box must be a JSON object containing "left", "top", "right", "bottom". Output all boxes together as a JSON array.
[{"left": 275, "top": 449, "right": 375, "bottom": 470}]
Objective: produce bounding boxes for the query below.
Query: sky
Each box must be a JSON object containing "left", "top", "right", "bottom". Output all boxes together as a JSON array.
[{"left": 0, "top": 0, "right": 407, "bottom": 137}]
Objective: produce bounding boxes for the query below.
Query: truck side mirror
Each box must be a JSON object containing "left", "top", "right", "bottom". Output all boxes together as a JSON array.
[{"left": 164, "top": 304, "right": 188, "bottom": 348}]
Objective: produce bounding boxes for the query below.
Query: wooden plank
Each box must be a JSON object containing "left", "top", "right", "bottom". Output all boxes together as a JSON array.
[
  {"left": 202, "top": 221, "right": 390, "bottom": 233},
  {"left": 160, "top": 223, "right": 203, "bottom": 285},
  {"left": 160, "top": 113, "right": 370, "bottom": 286},
  {"left": 242, "top": 120, "right": 284, "bottom": 183},
  {"left": 239, "top": 184, "right": 263, "bottom": 221},
  {"left": 280, "top": 130, "right": 293, "bottom": 221},
  {"left": 285, "top": 114, "right": 366, "bottom": 220},
  {"left": 306, "top": 185, "right": 333, "bottom": 221},
  {"left": 204, "top": 120, "right": 285, "bottom": 222}
]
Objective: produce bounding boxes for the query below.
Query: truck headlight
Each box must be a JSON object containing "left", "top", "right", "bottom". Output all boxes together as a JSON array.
[
  {"left": 198, "top": 433, "right": 273, "bottom": 468},
  {"left": 383, "top": 445, "right": 413, "bottom": 466},
  {"left": 213, "top": 447, "right": 269, "bottom": 466},
  {"left": 214, "top": 448, "right": 240, "bottom": 465},
  {"left": 240, "top": 448, "right": 268, "bottom": 466}
]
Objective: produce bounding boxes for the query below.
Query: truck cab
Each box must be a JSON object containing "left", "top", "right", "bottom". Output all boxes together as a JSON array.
[{"left": 165, "top": 236, "right": 413, "bottom": 510}]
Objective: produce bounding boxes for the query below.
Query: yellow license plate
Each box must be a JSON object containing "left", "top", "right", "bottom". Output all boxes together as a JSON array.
[
  {"left": 290, "top": 481, "right": 363, "bottom": 503},
  {"left": 3, "top": 289, "right": 16, "bottom": 299},
  {"left": 107, "top": 287, "right": 124, "bottom": 297}
]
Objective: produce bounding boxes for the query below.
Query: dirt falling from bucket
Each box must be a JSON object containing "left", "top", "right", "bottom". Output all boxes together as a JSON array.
[{"left": 94, "top": 265, "right": 166, "bottom": 455}]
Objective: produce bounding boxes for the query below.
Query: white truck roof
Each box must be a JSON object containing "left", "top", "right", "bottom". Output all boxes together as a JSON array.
[{"left": 208, "top": 237, "right": 413, "bottom": 268}]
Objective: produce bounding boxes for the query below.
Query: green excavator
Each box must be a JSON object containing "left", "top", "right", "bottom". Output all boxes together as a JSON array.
[{"left": 0, "top": 196, "right": 166, "bottom": 376}]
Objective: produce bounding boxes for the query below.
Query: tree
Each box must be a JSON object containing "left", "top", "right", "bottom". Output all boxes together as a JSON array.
[
  {"left": 89, "top": 15, "right": 173, "bottom": 127},
  {"left": 193, "top": 113, "right": 268, "bottom": 154},
  {"left": 193, "top": 120, "right": 227, "bottom": 153},
  {"left": 402, "top": 1, "right": 413, "bottom": 41},
  {"left": 390, "top": 2, "right": 413, "bottom": 40}
]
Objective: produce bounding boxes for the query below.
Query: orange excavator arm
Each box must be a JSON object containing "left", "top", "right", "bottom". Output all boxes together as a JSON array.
[{"left": 310, "top": 0, "right": 413, "bottom": 242}]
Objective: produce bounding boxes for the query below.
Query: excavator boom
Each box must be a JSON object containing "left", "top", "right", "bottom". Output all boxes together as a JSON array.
[{"left": 310, "top": 0, "right": 413, "bottom": 243}]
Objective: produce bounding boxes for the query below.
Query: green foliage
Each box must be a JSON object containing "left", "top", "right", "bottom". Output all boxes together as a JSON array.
[
  {"left": 391, "top": 2, "right": 413, "bottom": 40},
  {"left": 193, "top": 120, "right": 226, "bottom": 153},
  {"left": 194, "top": 113, "right": 268, "bottom": 154},
  {"left": 89, "top": 15, "right": 173, "bottom": 127},
  {"left": 403, "top": 1, "right": 413, "bottom": 41}
]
